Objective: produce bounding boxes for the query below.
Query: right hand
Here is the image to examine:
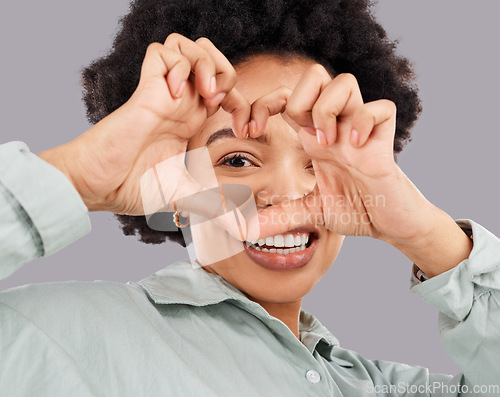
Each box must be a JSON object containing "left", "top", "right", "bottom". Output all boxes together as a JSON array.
[{"left": 39, "top": 34, "right": 251, "bottom": 219}]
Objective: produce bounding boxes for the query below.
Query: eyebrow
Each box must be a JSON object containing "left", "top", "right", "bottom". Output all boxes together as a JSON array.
[{"left": 205, "top": 128, "right": 269, "bottom": 147}]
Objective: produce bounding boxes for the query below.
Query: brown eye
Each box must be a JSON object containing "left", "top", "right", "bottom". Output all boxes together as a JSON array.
[{"left": 220, "top": 153, "right": 254, "bottom": 168}]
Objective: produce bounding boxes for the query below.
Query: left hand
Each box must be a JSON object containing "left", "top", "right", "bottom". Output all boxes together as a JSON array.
[
  {"left": 250, "top": 65, "right": 436, "bottom": 245},
  {"left": 250, "top": 65, "right": 473, "bottom": 277}
]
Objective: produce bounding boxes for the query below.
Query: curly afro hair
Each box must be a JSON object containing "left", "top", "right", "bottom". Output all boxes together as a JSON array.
[{"left": 81, "top": 0, "right": 422, "bottom": 247}]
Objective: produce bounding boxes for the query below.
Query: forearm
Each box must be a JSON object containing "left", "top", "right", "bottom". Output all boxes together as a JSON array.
[{"left": 410, "top": 219, "right": 500, "bottom": 389}]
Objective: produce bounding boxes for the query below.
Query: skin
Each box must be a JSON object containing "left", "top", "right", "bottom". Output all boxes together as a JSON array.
[
  {"left": 188, "top": 56, "right": 344, "bottom": 337},
  {"left": 39, "top": 35, "right": 473, "bottom": 339}
]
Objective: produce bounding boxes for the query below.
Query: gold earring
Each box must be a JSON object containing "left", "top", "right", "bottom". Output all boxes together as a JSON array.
[{"left": 172, "top": 202, "right": 189, "bottom": 228}]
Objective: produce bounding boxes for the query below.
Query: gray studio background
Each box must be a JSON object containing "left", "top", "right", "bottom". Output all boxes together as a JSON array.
[{"left": 0, "top": 0, "right": 498, "bottom": 375}]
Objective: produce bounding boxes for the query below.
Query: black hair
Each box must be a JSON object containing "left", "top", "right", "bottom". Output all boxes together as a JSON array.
[{"left": 81, "top": 0, "right": 422, "bottom": 247}]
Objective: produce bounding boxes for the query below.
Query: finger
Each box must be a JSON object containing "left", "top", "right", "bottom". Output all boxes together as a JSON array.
[
  {"left": 219, "top": 88, "right": 251, "bottom": 139},
  {"left": 285, "top": 64, "right": 331, "bottom": 137},
  {"left": 139, "top": 43, "right": 192, "bottom": 98},
  {"left": 351, "top": 99, "right": 397, "bottom": 148},
  {"left": 312, "top": 73, "right": 364, "bottom": 146},
  {"left": 249, "top": 86, "right": 292, "bottom": 138},
  {"left": 164, "top": 33, "right": 217, "bottom": 99},
  {"left": 256, "top": 187, "right": 325, "bottom": 239},
  {"left": 195, "top": 37, "right": 238, "bottom": 98}
]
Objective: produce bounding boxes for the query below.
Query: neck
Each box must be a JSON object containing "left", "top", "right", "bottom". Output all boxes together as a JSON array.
[{"left": 251, "top": 298, "right": 303, "bottom": 339}]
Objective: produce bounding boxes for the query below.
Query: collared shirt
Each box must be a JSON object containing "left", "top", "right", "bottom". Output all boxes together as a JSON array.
[{"left": 1, "top": 141, "right": 500, "bottom": 396}]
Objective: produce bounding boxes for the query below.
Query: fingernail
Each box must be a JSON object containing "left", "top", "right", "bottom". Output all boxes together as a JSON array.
[
  {"left": 242, "top": 124, "right": 249, "bottom": 139},
  {"left": 350, "top": 129, "right": 360, "bottom": 146},
  {"left": 249, "top": 120, "right": 257, "bottom": 137},
  {"left": 210, "top": 76, "right": 216, "bottom": 94},
  {"left": 175, "top": 81, "right": 186, "bottom": 98},
  {"left": 212, "top": 92, "right": 226, "bottom": 105},
  {"left": 316, "top": 129, "right": 327, "bottom": 146}
]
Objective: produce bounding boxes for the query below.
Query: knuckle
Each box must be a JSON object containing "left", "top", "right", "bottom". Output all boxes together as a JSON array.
[
  {"left": 308, "top": 63, "right": 328, "bottom": 76},
  {"left": 165, "top": 32, "right": 182, "bottom": 44},
  {"left": 382, "top": 99, "right": 397, "bottom": 113},
  {"left": 146, "top": 42, "right": 163, "bottom": 54},
  {"left": 278, "top": 86, "right": 293, "bottom": 97},
  {"left": 336, "top": 73, "right": 359, "bottom": 89},
  {"left": 195, "top": 36, "right": 213, "bottom": 46}
]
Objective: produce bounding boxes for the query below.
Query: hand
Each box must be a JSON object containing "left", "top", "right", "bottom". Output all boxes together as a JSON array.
[
  {"left": 39, "top": 34, "right": 250, "bottom": 216},
  {"left": 251, "top": 66, "right": 431, "bottom": 242},
  {"left": 251, "top": 66, "right": 472, "bottom": 276}
]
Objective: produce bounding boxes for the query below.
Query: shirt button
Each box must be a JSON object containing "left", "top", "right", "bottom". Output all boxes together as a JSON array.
[{"left": 305, "top": 369, "right": 321, "bottom": 384}]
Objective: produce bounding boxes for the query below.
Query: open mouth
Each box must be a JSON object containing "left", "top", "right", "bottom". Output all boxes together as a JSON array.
[
  {"left": 242, "top": 228, "right": 319, "bottom": 271},
  {"left": 245, "top": 232, "right": 314, "bottom": 254}
]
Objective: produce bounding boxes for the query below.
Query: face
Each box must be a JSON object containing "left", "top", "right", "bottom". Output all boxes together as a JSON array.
[{"left": 187, "top": 55, "right": 344, "bottom": 305}]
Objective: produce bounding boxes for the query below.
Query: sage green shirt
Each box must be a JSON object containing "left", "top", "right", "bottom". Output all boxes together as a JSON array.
[{"left": 1, "top": 141, "right": 499, "bottom": 396}]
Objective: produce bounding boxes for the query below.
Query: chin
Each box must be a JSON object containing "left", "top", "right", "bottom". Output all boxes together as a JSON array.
[
  {"left": 203, "top": 230, "right": 340, "bottom": 304},
  {"left": 234, "top": 260, "right": 323, "bottom": 304}
]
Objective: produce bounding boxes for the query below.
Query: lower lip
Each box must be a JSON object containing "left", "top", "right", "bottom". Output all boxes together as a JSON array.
[{"left": 243, "top": 236, "right": 319, "bottom": 271}]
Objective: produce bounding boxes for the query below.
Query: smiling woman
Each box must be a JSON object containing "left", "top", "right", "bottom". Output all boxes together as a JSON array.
[
  {"left": 1, "top": 0, "right": 500, "bottom": 396},
  {"left": 185, "top": 56, "right": 344, "bottom": 325}
]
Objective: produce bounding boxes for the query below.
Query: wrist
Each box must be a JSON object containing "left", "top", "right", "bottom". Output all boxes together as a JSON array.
[
  {"left": 38, "top": 144, "right": 102, "bottom": 212},
  {"left": 389, "top": 207, "right": 473, "bottom": 278}
]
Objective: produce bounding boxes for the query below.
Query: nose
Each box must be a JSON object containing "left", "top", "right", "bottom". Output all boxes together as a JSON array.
[{"left": 255, "top": 160, "right": 314, "bottom": 208}]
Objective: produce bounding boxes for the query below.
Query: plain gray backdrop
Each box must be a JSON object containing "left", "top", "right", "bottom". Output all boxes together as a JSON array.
[{"left": 0, "top": 0, "right": 499, "bottom": 375}]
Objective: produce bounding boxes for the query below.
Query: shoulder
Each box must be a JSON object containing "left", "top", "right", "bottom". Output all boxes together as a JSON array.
[{"left": 0, "top": 279, "right": 149, "bottom": 329}]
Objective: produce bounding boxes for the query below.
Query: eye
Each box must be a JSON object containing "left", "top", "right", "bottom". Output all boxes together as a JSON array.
[{"left": 218, "top": 153, "right": 256, "bottom": 168}]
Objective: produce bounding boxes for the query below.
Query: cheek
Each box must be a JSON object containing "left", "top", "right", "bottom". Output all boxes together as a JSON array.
[
  {"left": 214, "top": 173, "right": 260, "bottom": 194},
  {"left": 322, "top": 234, "right": 344, "bottom": 267}
]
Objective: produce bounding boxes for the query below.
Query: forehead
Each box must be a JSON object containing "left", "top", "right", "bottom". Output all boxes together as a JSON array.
[{"left": 234, "top": 54, "right": 316, "bottom": 102}]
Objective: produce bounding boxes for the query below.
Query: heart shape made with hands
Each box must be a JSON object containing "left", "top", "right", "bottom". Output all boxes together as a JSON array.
[{"left": 140, "top": 64, "right": 427, "bottom": 258}]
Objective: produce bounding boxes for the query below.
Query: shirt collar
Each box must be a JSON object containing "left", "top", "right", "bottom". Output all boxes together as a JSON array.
[
  {"left": 133, "top": 260, "right": 353, "bottom": 367},
  {"left": 134, "top": 259, "right": 245, "bottom": 306}
]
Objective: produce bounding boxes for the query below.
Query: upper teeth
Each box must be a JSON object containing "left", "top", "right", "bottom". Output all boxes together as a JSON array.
[{"left": 246, "top": 233, "right": 309, "bottom": 248}]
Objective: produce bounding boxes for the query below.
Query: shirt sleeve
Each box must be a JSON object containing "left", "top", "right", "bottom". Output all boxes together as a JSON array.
[
  {"left": 410, "top": 219, "right": 500, "bottom": 390},
  {"left": 0, "top": 141, "right": 91, "bottom": 280}
]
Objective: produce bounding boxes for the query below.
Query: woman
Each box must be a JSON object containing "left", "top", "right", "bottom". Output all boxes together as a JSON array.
[{"left": 1, "top": 0, "right": 499, "bottom": 395}]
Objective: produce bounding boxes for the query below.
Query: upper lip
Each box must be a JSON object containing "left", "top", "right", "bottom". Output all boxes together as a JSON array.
[
  {"left": 256, "top": 225, "right": 319, "bottom": 240},
  {"left": 286, "top": 225, "right": 318, "bottom": 234}
]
